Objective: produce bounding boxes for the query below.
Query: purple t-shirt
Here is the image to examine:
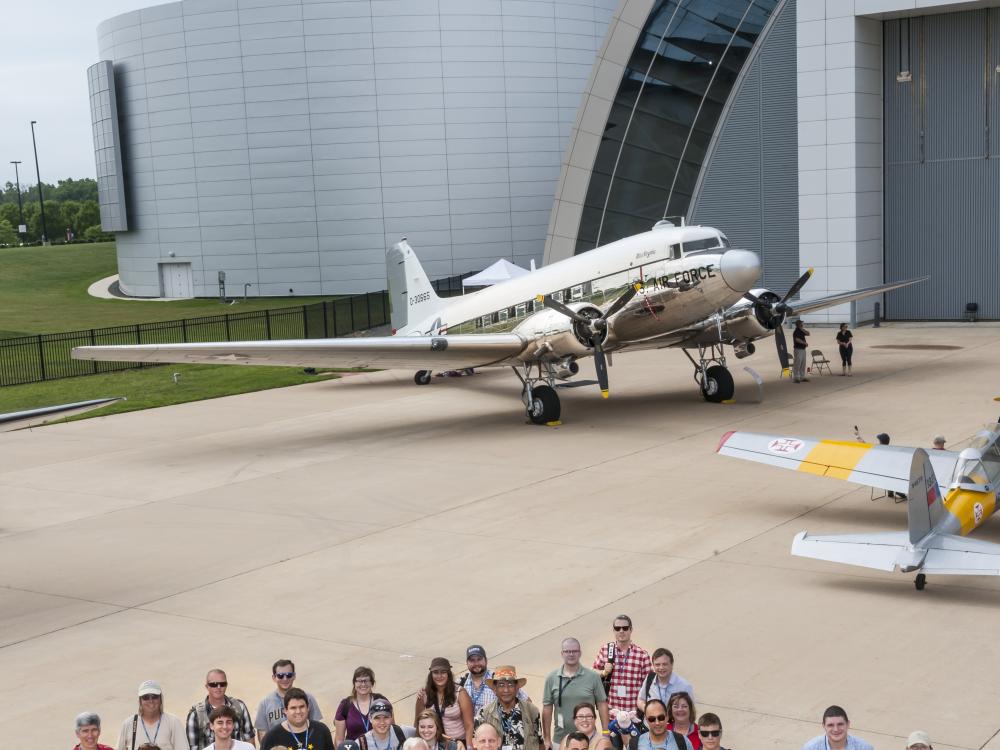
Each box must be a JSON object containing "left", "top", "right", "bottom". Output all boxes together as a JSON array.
[{"left": 336, "top": 696, "right": 385, "bottom": 740}]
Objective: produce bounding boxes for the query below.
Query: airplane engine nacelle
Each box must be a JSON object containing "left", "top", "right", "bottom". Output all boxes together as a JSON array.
[
  {"left": 724, "top": 288, "right": 782, "bottom": 340},
  {"left": 513, "top": 304, "right": 604, "bottom": 360}
]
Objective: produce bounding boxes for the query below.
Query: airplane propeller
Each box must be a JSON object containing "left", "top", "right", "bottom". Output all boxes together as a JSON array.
[
  {"left": 743, "top": 268, "right": 814, "bottom": 373},
  {"left": 537, "top": 282, "right": 641, "bottom": 399}
]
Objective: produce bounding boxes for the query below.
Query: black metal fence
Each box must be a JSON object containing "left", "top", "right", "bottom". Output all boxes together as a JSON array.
[{"left": 0, "top": 271, "right": 478, "bottom": 388}]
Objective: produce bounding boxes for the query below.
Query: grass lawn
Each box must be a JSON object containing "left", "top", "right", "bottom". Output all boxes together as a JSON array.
[
  {"left": 0, "top": 363, "right": 339, "bottom": 421},
  {"left": 0, "top": 242, "right": 332, "bottom": 337}
]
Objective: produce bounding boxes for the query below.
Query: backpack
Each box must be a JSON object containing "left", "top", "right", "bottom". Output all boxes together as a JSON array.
[
  {"left": 359, "top": 725, "right": 407, "bottom": 750},
  {"left": 634, "top": 672, "right": 656, "bottom": 720}
]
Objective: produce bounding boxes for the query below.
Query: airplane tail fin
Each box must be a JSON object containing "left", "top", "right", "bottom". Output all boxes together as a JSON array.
[
  {"left": 386, "top": 239, "right": 445, "bottom": 334},
  {"left": 907, "top": 448, "right": 944, "bottom": 544}
]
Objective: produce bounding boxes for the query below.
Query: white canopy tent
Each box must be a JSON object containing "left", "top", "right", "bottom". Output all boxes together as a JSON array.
[{"left": 462, "top": 258, "right": 532, "bottom": 289}]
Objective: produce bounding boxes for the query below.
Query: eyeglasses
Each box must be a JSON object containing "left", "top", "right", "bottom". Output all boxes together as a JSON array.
[
  {"left": 645, "top": 715, "right": 667, "bottom": 723},
  {"left": 140, "top": 695, "right": 160, "bottom": 701},
  {"left": 494, "top": 680, "right": 517, "bottom": 687},
  {"left": 575, "top": 715, "right": 595, "bottom": 721},
  {"left": 354, "top": 678, "right": 372, "bottom": 684},
  {"left": 275, "top": 672, "right": 296, "bottom": 679},
  {"left": 207, "top": 681, "right": 228, "bottom": 688},
  {"left": 613, "top": 625, "right": 631, "bottom": 632},
  {"left": 562, "top": 649, "right": 581, "bottom": 654},
  {"left": 699, "top": 730, "right": 721, "bottom": 738}
]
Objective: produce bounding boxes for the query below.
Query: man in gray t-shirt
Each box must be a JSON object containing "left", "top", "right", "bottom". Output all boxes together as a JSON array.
[{"left": 254, "top": 658, "right": 322, "bottom": 741}]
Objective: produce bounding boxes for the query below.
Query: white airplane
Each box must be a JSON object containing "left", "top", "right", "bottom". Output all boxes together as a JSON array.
[
  {"left": 73, "top": 221, "right": 925, "bottom": 424},
  {"left": 0, "top": 397, "right": 124, "bottom": 432},
  {"left": 718, "top": 424, "right": 1000, "bottom": 590}
]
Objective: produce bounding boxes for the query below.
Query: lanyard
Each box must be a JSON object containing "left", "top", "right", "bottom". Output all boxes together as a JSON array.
[
  {"left": 355, "top": 699, "right": 372, "bottom": 733},
  {"left": 499, "top": 705, "right": 517, "bottom": 737},
  {"left": 654, "top": 679, "right": 671, "bottom": 703},
  {"left": 557, "top": 669, "right": 578, "bottom": 707},
  {"left": 469, "top": 676, "right": 488, "bottom": 709},
  {"left": 371, "top": 731, "right": 391, "bottom": 750},
  {"left": 290, "top": 726, "right": 311, "bottom": 750},
  {"left": 142, "top": 717, "right": 161, "bottom": 746}
]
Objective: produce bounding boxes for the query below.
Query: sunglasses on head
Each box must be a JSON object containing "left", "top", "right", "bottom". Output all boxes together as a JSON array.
[
  {"left": 275, "top": 672, "right": 295, "bottom": 679},
  {"left": 699, "top": 730, "right": 721, "bottom": 738},
  {"left": 645, "top": 715, "right": 667, "bottom": 723},
  {"left": 207, "top": 681, "right": 228, "bottom": 688}
]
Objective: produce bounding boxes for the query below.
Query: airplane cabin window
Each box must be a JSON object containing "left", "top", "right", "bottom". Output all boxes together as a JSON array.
[{"left": 670, "top": 243, "right": 681, "bottom": 259}]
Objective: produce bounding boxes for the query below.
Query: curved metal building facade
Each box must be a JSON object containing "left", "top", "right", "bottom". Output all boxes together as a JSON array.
[{"left": 94, "top": 0, "right": 617, "bottom": 297}]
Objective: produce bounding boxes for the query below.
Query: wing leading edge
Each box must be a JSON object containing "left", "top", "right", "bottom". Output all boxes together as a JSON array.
[{"left": 72, "top": 334, "right": 528, "bottom": 371}]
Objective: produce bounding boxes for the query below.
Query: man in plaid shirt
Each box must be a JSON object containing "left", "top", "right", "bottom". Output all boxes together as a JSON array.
[{"left": 591, "top": 615, "right": 651, "bottom": 713}]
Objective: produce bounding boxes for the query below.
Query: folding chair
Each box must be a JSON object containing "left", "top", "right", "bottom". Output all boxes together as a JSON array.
[{"left": 810, "top": 349, "right": 833, "bottom": 375}]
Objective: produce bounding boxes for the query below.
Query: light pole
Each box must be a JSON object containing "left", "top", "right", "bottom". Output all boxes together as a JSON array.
[
  {"left": 29, "top": 120, "right": 48, "bottom": 245},
  {"left": 9, "top": 161, "right": 25, "bottom": 242}
]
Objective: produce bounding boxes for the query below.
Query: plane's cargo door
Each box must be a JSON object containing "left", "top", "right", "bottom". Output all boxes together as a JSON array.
[{"left": 159, "top": 262, "right": 194, "bottom": 299}]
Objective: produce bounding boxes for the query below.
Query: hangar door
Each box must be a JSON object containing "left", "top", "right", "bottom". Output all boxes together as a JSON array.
[{"left": 884, "top": 9, "right": 1000, "bottom": 319}]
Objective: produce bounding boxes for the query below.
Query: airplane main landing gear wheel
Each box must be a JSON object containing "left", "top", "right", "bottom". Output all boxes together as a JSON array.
[
  {"left": 526, "top": 385, "right": 561, "bottom": 425},
  {"left": 414, "top": 370, "right": 432, "bottom": 385},
  {"left": 915, "top": 573, "right": 927, "bottom": 591},
  {"left": 701, "top": 365, "right": 735, "bottom": 402}
]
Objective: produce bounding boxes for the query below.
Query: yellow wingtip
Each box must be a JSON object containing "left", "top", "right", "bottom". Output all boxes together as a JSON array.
[
  {"left": 545, "top": 420, "right": 562, "bottom": 427},
  {"left": 600, "top": 389, "right": 610, "bottom": 399},
  {"left": 535, "top": 294, "right": 545, "bottom": 303}
]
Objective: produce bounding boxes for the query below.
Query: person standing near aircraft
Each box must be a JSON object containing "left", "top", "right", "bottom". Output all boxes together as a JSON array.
[
  {"left": 800, "top": 706, "right": 873, "bottom": 750},
  {"left": 906, "top": 731, "right": 932, "bottom": 750},
  {"left": 792, "top": 320, "right": 810, "bottom": 382},
  {"left": 335, "top": 666, "right": 385, "bottom": 743},
  {"left": 593, "top": 616, "right": 652, "bottom": 714},
  {"left": 635, "top": 649, "right": 694, "bottom": 718},
  {"left": 635, "top": 700, "right": 691, "bottom": 750},
  {"left": 836, "top": 323, "right": 853, "bottom": 376},
  {"left": 542, "top": 638, "right": 608, "bottom": 748},
  {"left": 475, "top": 666, "right": 542, "bottom": 750},
  {"left": 116, "top": 680, "right": 189, "bottom": 750},
  {"left": 255, "top": 660, "right": 322, "bottom": 741},
  {"left": 414, "top": 658, "right": 474, "bottom": 748},
  {"left": 932, "top": 435, "right": 946, "bottom": 450},
  {"left": 460, "top": 646, "right": 529, "bottom": 716},
  {"left": 186, "top": 669, "right": 255, "bottom": 749},
  {"left": 693, "top": 714, "right": 726, "bottom": 750},
  {"left": 260, "top": 689, "right": 334, "bottom": 750}
]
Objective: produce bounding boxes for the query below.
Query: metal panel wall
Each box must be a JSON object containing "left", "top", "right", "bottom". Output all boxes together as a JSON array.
[
  {"left": 690, "top": 0, "right": 798, "bottom": 292},
  {"left": 87, "top": 61, "right": 128, "bottom": 231},
  {"left": 885, "top": 8, "right": 1000, "bottom": 319}
]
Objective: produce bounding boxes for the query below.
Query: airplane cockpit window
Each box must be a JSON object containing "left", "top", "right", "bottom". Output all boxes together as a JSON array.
[
  {"left": 719, "top": 233, "right": 731, "bottom": 247},
  {"left": 682, "top": 236, "right": 725, "bottom": 254},
  {"left": 949, "top": 455, "right": 991, "bottom": 488}
]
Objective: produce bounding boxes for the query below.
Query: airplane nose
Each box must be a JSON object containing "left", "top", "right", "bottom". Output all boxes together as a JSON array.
[{"left": 719, "top": 249, "right": 760, "bottom": 292}]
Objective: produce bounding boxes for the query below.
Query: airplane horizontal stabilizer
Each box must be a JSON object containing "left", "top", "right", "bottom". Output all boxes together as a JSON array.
[
  {"left": 72, "top": 334, "right": 528, "bottom": 371},
  {"left": 791, "top": 530, "right": 910, "bottom": 572},
  {"left": 920, "top": 534, "right": 1000, "bottom": 575}
]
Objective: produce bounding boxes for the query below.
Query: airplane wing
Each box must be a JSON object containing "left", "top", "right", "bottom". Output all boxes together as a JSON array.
[
  {"left": 0, "top": 397, "right": 124, "bottom": 432},
  {"left": 792, "top": 531, "right": 1000, "bottom": 576},
  {"left": 72, "top": 334, "right": 528, "bottom": 371},
  {"left": 717, "top": 431, "right": 959, "bottom": 496},
  {"left": 789, "top": 276, "right": 930, "bottom": 317}
]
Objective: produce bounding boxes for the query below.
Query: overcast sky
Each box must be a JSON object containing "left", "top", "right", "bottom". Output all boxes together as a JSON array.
[{"left": 1, "top": 0, "right": 168, "bottom": 187}]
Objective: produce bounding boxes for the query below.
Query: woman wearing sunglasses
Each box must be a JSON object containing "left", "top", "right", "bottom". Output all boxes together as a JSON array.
[
  {"left": 636, "top": 700, "right": 691, "bottom": 750},
  {"left": 559, "top": 704, "right": 611, "bottom": 750},
  {"left": 665, "top": 693, "right": 699, "bottom": 750},
  {"left": 694, "top": 714, "right": 726, "bottom": 750}
]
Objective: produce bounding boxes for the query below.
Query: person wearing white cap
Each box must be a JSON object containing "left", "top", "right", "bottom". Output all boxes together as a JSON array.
[
  {"left": 907, "top": 731, "right": 932, "bottom": 750},
  {"left": 115, "top": 680, "right": 189, "bottom": 750}
]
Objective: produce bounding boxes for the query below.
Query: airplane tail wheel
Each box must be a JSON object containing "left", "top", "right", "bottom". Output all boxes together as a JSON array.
[
  {"left": 701, "top": 365, "right": 735, "bottom": 402},
  {"left": 414, "top": 370, "right": 432, "bottom": 385},
  {"left": 527, "top": 385, "right": 561, "bottom": 424},
  {"left": 915, "top": 573, "right": 926, "bottom": 590}
]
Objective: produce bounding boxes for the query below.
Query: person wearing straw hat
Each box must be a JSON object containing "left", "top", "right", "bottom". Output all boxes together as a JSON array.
[{"left": 475, "top": 667, "right": 542, "bottom": 750}]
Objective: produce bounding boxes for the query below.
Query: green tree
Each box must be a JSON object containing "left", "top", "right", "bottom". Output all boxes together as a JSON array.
[
  {"left": 27, "top": 200, "right": 63, "bottom": 243},
  {"left": 0, "top": 202, "right": 22, "bottom": 230},
  {"left": 0, "top": 219, "right": 17, "bottom": 246},
  {"left": 83, "top": 224, "right": 113, "bottom": 242}
]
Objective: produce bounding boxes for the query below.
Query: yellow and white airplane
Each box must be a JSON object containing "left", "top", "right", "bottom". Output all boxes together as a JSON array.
[
  {"left": 72, "top": 221, "right": 924, "bottom": 424},
  {"left": 717, "top": 425, "right": 1000, "bottom": 589}
]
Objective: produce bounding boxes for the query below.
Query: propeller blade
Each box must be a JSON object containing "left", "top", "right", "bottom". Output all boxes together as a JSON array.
[
  {"left": 593, "top": 341, "right": 610, "bottom": 399},
  {"left": 774, "top": 322, "right": 791, "bottom": 374},
  {"left": 743, "top": 290, "right": 763, "bottom": 305},
  {"left": 603, "top": 282, "right": 642, "bottom": 320},
  {"left": 536, "top": 294, "right": 589, "bottom": 323},
  {"left": 781, "top": 267, "right": 814, "bottom": 305}
]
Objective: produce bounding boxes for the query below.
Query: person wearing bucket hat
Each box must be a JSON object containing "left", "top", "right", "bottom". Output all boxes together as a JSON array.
[
  {"left": 115, "top": 680, "right": 188, "bottom": 750},
  {"left": 474, "top": 667, "right": 542, "bottom": 750},
  {"left": 460, "top": 646, "right": 530, "bottom": 716},
  {"left": 358, "top": 699, "right": 416, "bottom": 750},
  {"left": 414, "top": 658, "right": 474, "bottom": 748}
]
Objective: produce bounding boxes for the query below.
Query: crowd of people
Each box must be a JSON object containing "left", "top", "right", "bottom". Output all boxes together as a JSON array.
[{"left": 71, "top": 616, "right": 932, "bottom": 750}]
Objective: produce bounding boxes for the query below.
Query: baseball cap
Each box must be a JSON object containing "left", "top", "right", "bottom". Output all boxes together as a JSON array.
[
  {"left": 907, "top": 731, "right": 931, "bottom": 748},
  {"left": 370, "top": 699, "right": 393, "bottom": 717},
  {"left": 467, "top": 645, "right": 486, "bottom": 659},
  {"left": 137, "top": 679, "right": 162, "bottom": 696},
  {"left": 339, "top": 742, "right": 362, "bottom": 750}
]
